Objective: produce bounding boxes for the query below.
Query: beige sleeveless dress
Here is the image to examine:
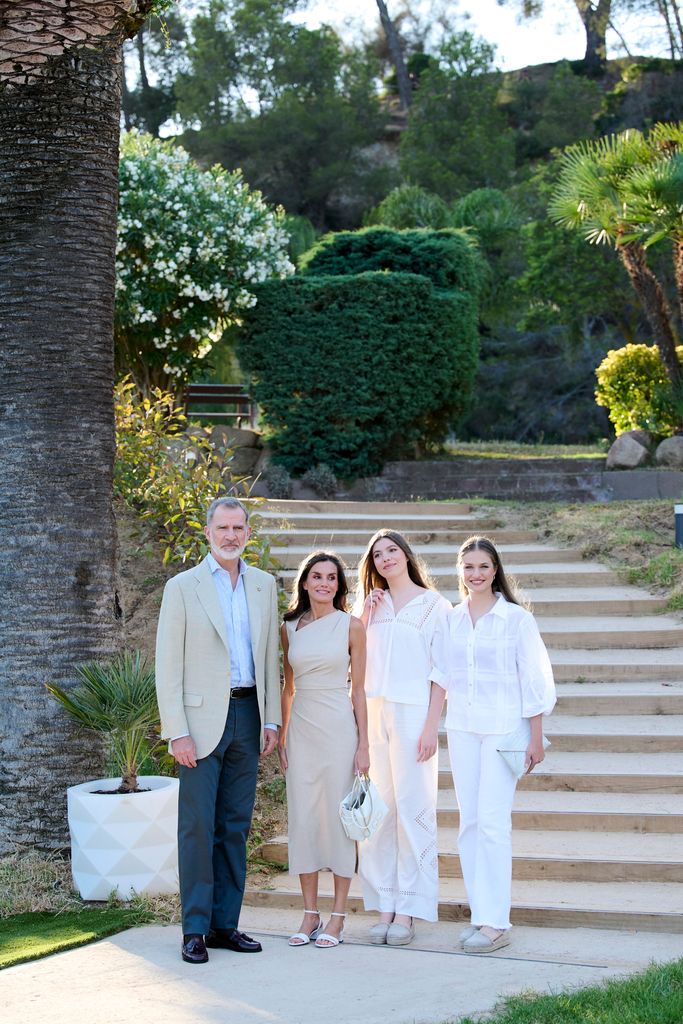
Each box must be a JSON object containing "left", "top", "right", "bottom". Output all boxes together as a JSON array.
[{"left": 285, "top": 610, "right": 358, "bottom": 877}]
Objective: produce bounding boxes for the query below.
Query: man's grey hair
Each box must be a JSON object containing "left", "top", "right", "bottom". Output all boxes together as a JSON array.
[{"left": 206, "top": 496, "right": 250, "bottom": 527}]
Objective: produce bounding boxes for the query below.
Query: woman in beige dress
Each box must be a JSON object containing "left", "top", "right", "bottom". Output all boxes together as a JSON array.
[{"left": 279, "top": 550, "right": 369, "bottom": 949}]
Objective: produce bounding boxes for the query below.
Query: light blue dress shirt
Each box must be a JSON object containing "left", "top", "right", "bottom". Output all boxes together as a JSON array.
[{"left": 207, "top": 553, "right": 256, "bottom": 687}]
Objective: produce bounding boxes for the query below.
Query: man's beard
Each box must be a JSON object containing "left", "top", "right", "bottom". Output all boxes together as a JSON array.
[{"left": 211, "top": 540, "right": 245, "bottom": 562}]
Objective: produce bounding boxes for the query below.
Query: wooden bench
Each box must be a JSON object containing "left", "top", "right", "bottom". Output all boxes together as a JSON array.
[{"left": 182, "top": 383, "right": 257, "bottom": 429}]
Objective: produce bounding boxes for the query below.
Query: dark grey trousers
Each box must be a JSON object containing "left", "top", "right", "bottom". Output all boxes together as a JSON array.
[{"left": 177, "top": 691, "right": 261, "bottom": 935}]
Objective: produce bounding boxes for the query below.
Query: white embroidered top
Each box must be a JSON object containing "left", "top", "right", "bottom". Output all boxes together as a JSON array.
[
  {"left": 362, "top": 589, "right": 450, "bottom": 706},
  {"left": 435, "top": 593, "right": 556, "bottom": 734}
]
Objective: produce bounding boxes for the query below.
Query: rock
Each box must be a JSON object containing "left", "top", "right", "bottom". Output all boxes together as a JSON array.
[
  {"left": 655, "top": 435, "right": 683, "bottom": 468},
  {"left": 625, "top": 428, "right": 656, "bottom": 452},
  {"left": 606, "top": 433, "right": 652, "bottom": 469}
]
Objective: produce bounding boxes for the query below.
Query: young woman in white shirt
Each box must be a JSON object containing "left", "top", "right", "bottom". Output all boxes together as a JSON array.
[
  {"left": 356, "top": 529, "right": 449, "bottom": 946},
  {"left": 438, "top": 535, "right": 556, "bottom": 953}
]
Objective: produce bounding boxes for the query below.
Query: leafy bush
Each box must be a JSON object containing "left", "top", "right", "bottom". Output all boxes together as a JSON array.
[
  {"left": 595, "top": 343, "right": 683, "bottom": 435},
  {"left": 367, "top": 185, "right": 451, "bottom": 229},
  {"left": 114, "top": 379, "right": 270, "bottom": 566},
  {"left": 238, "top": 270, "right": 479, "bottom": 477},
  {"left": 302, "top": 464, "right": 338, "bottom": 497},
  {"left": 115, "top": 131, "right": 293, "bottom": 391},
  {"left": 300, "top": 226, "right": 482, "bottom": 295},
  {"left": 264, "top": 463, "right": 293, "bottom": 499}
]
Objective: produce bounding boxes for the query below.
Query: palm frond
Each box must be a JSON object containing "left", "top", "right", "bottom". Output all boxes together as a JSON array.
[{"left": 46, "top": 650, "right": 159, "bottom": 791}]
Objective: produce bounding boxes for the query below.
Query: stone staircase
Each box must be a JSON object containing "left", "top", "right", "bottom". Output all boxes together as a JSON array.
[{"left": 246, "top": 500, "right": 683, "bottom": 934}]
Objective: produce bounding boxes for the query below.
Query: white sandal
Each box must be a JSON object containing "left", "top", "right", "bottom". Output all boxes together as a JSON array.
[
  {"left": 288, "top": 910, "right": 322, "bottom": 946},
  {"left": 315, "top": 912, "right": 346, "bottom": 948}
]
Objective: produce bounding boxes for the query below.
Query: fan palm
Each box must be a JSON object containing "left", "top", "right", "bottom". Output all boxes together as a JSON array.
[
  {"left": 549, "top": 129, "right": 682, "bottom": 391},
  {"left": 622, "top": 122, "right": 683, "bottom": 326},
  {"left": 46, "top": 651, "right": 160, "bottom": 794}
]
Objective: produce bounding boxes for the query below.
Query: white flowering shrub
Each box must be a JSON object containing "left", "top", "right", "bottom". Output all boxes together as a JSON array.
[{"left": 116, "top": 131, "right": 294, "bottom": 390}]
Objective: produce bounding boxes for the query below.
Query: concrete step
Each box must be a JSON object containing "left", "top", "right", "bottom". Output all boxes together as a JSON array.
[
  {"left": 278, "top": 564, "right": 621, "bottom": 590},
  {"left": 501, "top": 586, "right": 668, "bottom": 616},
  {"left": 271, "top": 543, "right": 584, "bottom": 568},
  {"left": 435, "top": 789, "right": 683, "bottom": 832},
  {"left": 259, "top": 829, "right": 683, "bottom": 883},
  {"left": 538, "top": 615, "right": 683, "bottom": 650},
  {"left": 550, "top": 649, "right": 683, "bottom": 683},
  {"left": 263, "top": 512, "right": 498, "bottom": 532},
  {"left": 263, "top": 500, "right": 472, "bottom": 516},
  {"left": 437, "top": 749, "right": 683, "bottom": 792},
  {"left": 437, "top": 715, "right": 683, "bottom": 752},
  {"left": 544, "top": 714, "right": 683, "bottom": 751},
  {"left": 556, "top": 681, "right": 683, "bottom": 715},
  {"left": 244, "top": 874, "right": 683, "bottom": 932},
  {"left": 267, "top": 528, "right": 539, "bottom": 547}
]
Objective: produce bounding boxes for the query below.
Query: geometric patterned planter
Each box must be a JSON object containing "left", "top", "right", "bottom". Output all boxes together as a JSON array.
[{"left": 67, "top": 776, "right": 179, "bottom": 901}]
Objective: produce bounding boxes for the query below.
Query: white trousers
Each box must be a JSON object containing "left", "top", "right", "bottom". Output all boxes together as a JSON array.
[
  {"left": 447, "top": 728, "right": 519, "bottom": 930},
  {"left": 359, "top": 698, "right": 439, "bottom": 921}
]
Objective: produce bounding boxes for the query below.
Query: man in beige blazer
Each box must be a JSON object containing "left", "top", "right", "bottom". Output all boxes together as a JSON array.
[{"left": 156, "top": 496, "right": 281, "bottom": 964}]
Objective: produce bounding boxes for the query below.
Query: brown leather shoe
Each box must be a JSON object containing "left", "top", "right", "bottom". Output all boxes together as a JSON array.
[
  {"left": 182, "top": 934, "right": 208, "bottom": 963},
  {"left": 206, "top": 927, "right": 262, "bottom": 952}
]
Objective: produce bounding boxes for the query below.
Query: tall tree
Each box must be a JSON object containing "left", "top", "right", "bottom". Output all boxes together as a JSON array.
[
  {"left": 400, "top": 32, "right": 516, "bottom": 200},
  {"left": 0, "top": 0, "right": 163, "bottom": 851},
  {"left": 375, "top": 0, "right": 413, "bottom": 110},
  {"left": 549, "top": 126, "right": 682, "bottom": 390},
  {"left": 176, "top": 1, "right": 387, "bottom": 229},
  {"left": 497, "top": 1, "right": 612, "bottom": 74}
]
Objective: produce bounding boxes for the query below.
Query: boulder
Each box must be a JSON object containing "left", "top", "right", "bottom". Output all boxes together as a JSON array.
[
  {"left": 626, "top": 428, "right": 656, "bottom": 452},
  {"left": 606, "top": 433, "right": 652, "bottom": 469},
  {"left": 655, "top": 435, "right": 683, "bottom": 469}
]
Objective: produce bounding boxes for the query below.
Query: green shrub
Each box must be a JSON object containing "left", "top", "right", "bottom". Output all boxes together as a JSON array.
[
  {"left": 114, "top": 379, "right": 270, "bottom": 566},
  {"left": 302, "top": 464, "right": 338, "bottom": 497},
  {"left": 238, "top": 270, "right": 479, "bottom": 477},
  {"left": 300, "top": 226, "right": 482, "bottom": 296},
  {"left": 595, "top": 343, "right": 683, "bottom": 435},
  {"left": 366, "top": 185, "right": 451, "bottom": 229},
  {"left": 264, "top": 463, "right": 293, "bottom": 499}
]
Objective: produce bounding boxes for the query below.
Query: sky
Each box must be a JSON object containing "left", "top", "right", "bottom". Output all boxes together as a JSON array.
[{"left": 300, "top": 1, "right": 665, "bottom": 71}]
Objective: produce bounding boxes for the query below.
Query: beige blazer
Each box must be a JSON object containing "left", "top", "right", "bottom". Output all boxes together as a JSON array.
[{"left": 155, "top": 557, "right": 281, "bottom": 760}]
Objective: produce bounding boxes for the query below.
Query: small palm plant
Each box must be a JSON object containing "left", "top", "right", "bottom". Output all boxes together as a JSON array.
[{"left": 46, "top": 650, "right": 159, "bottom": 793}]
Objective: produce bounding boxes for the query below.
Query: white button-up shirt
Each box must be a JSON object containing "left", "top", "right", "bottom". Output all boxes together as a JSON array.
[
  {"left": 207, "top": 553, "right": 255, "bottom": 688},
  {"left": 436, "top": 594, "right": 556, "bottom": 734},
  {"left": 363, "top": 590, "right": 450, "bottom": 706}
]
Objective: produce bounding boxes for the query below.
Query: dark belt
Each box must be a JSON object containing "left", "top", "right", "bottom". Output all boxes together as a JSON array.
[{"left": 230, "top": 686, "right": 257, "bottom": 699}]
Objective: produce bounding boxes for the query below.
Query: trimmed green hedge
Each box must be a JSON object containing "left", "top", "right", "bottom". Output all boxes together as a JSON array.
[
  {"left": 300, "top": 225, "right": 481, "bottom": 294},
  {"left": 238, "top": 270, "right": 478, "bottom": 477}
]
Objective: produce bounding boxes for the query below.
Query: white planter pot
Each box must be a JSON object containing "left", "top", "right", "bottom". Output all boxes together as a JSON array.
[{"left": 67, "top": 775, "right": 179, "bottom": 901}]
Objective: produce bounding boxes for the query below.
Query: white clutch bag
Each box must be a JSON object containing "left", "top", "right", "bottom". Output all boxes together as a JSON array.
[
  {"left": 339, "top": 774, "right": 388, "bottom": 842},
  {"left": 496, "top": 720, "right": 550, "bottom": 779}
]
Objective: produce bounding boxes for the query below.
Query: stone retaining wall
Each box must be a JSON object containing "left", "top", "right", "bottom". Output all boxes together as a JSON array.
[{"left": 346, "top": 458, "right": 683, "bottom": 502}]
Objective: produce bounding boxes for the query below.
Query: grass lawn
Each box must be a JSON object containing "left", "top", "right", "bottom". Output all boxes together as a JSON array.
[
  {"left": 455, "top": 957, "right": 683, "bottom": 1024},
  {"left": 442, "top": 440, "right": 607, "bottom": 460},
  {"left": 0, "top": 907, "right": 153, "bottom": 969}
]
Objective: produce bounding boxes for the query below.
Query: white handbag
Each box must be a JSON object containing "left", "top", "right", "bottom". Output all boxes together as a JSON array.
[
  {"left": 339, "top": 774, "right": 388, "bottom": 841},
  {"left": 496, "top": 720, "right": 550, "bottom": 780}
]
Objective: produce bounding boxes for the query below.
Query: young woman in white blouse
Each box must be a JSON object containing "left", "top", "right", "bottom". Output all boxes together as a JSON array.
[
  {"left": 438, "top": 535, "right": 556, "bottom": 953},
  {"left": 356, "top": 529, "right": 449, "bottom": 946}
]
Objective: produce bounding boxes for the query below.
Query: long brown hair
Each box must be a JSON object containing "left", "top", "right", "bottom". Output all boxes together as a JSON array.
[
  {"left": 356, "top": 529, "right": 434, "bottom": 601},
  {"left": 284, "top": 550, "right": 349, "bottom": 621},
  {"left": 457, "top": 535, "right": 523, "bottom": 606}
]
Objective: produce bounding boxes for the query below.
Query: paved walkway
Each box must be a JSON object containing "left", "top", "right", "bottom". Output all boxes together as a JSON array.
[{"left": 2, "top": 907, "right": 683, "bottom": 1024}]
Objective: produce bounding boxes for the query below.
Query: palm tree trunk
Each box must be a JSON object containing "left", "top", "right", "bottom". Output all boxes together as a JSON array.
[
  {"left": 0, "top": 0, "right": 157, "bottom": 851},
  {"left": 618, "top": 240, "right": 682, "bottom": 389},
  {"left": 673, "top": 236, "right": 683, "bottom": 330}
]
